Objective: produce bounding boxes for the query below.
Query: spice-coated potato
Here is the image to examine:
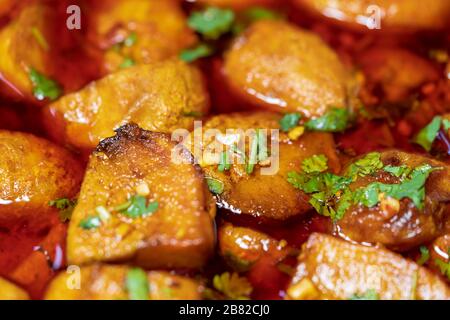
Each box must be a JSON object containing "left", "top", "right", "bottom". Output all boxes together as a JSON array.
[
  {"left": 0, "top": 2, "right": 53, "bottom": 99},
  {"left": 0, "top": 278, "right": 29, "bottom": 300},
  {"left": 223, "top": 20, "right": 352, "bottom": 118},
  {"left": 293, "top": 0, "right": 450, "bottom": 32},
  {"left": 45, "top": 60, "right": 209, "bottom": 151},
  {"left": 45, "top": 264, "right": 203, "bottom": 300},
  {"left": 86, "top": 0, "right": 196, "bottom": 73},
  {"left": 219, "top": 223, "right": 290, "bottom": 271},
  {"left": 0, "top": 131, "right": 83, "bottom": 228},
  {"left": 67, "top": 124, "right": 215, "bottom": 269},
  {"left": 335, "top": 150, "right": 450, "bottom": 251},
  {"left": 184, "top": 112, "right": 340, "bottom": 220},
  {"left": 287, "top": 233, "right": 450, "bottom": 300}
]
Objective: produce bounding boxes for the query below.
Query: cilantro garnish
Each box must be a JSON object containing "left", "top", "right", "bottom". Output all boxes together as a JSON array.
[
  {"left": 383, "top": 165, "right": 411, "bottom": 179},
  {"left": 349, "top": 289, "right": 379, "bottom": 300},
  {"left": 124, "top": 32, "right": 137, "bottom": 47},
  {"left": 49, "top": 198, "right": 77, "bottom": 222},
  {"left": 244, "top": 7, "right": 282, "bottom": 21},
  {"left": 188, "top": 7, "right": 235, "bottom": 40},
  {"left": 435, "top": 254, "right": 450, "bottom": 281},
  {"left": 182, "top": 111, "right": 204, "bottom": 118},
  {"left": 79, "top": 216, "right": 101, "bottom": 230},
  {"left": 119, "top": 57, "right": 135, "bottom": 69},
  {"left": 180, "top": 43, "right": 214, "bottom": 63},
  {"left": 413, "top": 116, "right": 442, "bottom": 151},
  {"left": 126, "top": 268, "right": 149, "bottom": 300},
  {"left": 29, "top": 68, "right": 62, "bottom": 101},
  {"left": 345, "top": 152, "right": 383, "bottom": 180},
  {"left": 305, "top": 108, "right": 350, "bottom": 132},
  {"left": 301, "top": 154, "right": 328, "bottom": 174},
  {"left": 279, "top": 113, "right": 301, "bottom": 132},
  {"left": 212, "top": 272, "right": 252, "bottom": 300},
  {"left": 118, "top": 195, "right": 158, "bottom": 218},
  {"left": 206, "top": 177, "right": 224, "bottom": 195},
  {"left": 443, "top": 119, "right": 450, "bottom": 132},
  {"left": 417, "top": 246, "right": 430, "bottom": 265}
]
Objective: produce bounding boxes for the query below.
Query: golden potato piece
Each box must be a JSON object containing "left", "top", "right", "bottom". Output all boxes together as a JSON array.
[
  {"left": 86, "top": 0, "right": 196, "bottom": 73},
  {"left": 219, "top": 222, "right": 290, "bottom": 271},
  {"left": 45, "top": 264, "right": 203, "bottom": 300},
  {"left": 197, "top": 0, "right": 277, "bottom": 10},
  {"left": 223, "top": 20, "right": 352, "bottom": 118},
  {"left": 336, "top": 150, "right": 450, "bottom": 251},
  {"left": 67, "top": 124, "right": 215, "bottom": 269},
  {"left": 0, "top": 2, "right": 53, "bottom": 99},
  {"left": 45, "top": 60, "right": 209, "bottom": 151},
  {"left": 287, "top": 233, "right": 450, "bottom": 300},
  {"left": 184, "top": 112, "right": 340, "bottom": 220},
  {"left": 294, "top": 0, "right": 450, "bottom": 32},
  {"left": 0, "top": 278, "right": 29, "bottom": 300},
  {"left": 0, "top": 131, "right": 83, "bottom": 227}
]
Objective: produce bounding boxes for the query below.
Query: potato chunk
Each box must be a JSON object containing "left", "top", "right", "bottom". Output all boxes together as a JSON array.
[
  {"left": 45, "top": 60, "right": 209, "bottom": 151},
  {"left": 287, "top": 233, "right": 450, "bottom": 300},
  {"left": 219, "top": 223, "right": 290, "bottom": 271},
  {"left": 0, "top": 2, "right": 53, "bottom": 99},
  {"left": 335, "top": 150, "right": 450, "bottom": 251},
  {"left": 294, "top": 0, "right": 450, "bottom": 32},
  {"left": 67, "top": 124, "right": 215, "bottom": 269},
  {"left": 184, "top": 112, "right": 340, "bottom": 220},
  {"left": 86, "top": 0, "right": 196, "bottom": 73},
  {"left": 223, "top": 20, "right": 352, "bottom": 118},
  {"left": 0, "top": 131, "right": 83, "bottom": 227},
  {"left": 45, "top": 264, "right": 203, "bottom": 300},
  {"left": 0, "top": 278, "right": 29, "bottom": 300}
]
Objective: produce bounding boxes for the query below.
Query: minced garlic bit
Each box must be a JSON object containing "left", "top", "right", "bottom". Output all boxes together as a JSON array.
[
  {"left": 136, "top": 182, "right": 150, "bottom": 196},
  {"left": 287, "top": 278, "right": 320, "bottom": 300},
  {"left": 288, "top": 126, "right": 305, "bottom": 141}
]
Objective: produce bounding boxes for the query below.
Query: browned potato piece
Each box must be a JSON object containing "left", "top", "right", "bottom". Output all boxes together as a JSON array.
[
  {"left": 67, "top": 124, "right": 215, "bottom": 269},
  {"left": 184, "top": 112, "right": 340, "bottom": 220},
  {"left": 294, "top": 0, "right": 450, "bottom": 32},
  {"left": 0, "top": 131, "right": 83, "bottom": 228},
  {"left": 287, "top": 233, "right": 450, "bottom": 300},
  {"left": 197, "top": 0, "right": 278, "bottom": 10},
  {"left": 223, "top": 20, "right": 352, "bottom": 118},
  {"left": 0, "top": 2, "right": 53, "bottom": 99},
  {"left": 45, "top": 60, "right": 209, "bottom": 151},
  {"left": 219, "top": 223, "right": 290, "bottom": 271},
  {"left": 45, "top": 264, "right": 203, "bottom": 300},
  {"left": 86, "top": 0, "right": 196, "bottom": 73},
  {"left": 335, "top": 150, "right": 450, "bottom": 251},
  {"left": 429, "top": 234, "right": 450, "bottom": 279},
  {"left": 0, "top": 278, "right": 29, "bottom": 300}
]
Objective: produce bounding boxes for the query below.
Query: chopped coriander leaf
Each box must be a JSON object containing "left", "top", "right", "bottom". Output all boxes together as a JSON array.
[
  {"left": 49, "top": 198, "right": 77, "bottom": 222},
  {"left": 345, "top": 152, "right": 383, "bottom": 181},
  {"left": 218, "top": 151, "right": 231, "bottom": 172},
  {"left": 124, "top": 32, "right": 137, "bottom": 47},
  {"left": 435, "top": 258, "right": 450, "bottom": 281},
  {"left": 188, "top": 7, "right": 235, "bottom": 40},
  {"left": 417, "top": 246, "right": 430, "bottom": 265},
  {"left": 244, "top": 7, "right": 282, "bottom": 21},
  {"left": 119, "top": 57, "right": 135, "bottom": 69},
  {"left": 443, "top": 119, "right": 450, "bottom": 132},
  {"left": 31, "top": 27, "right": 49, "bottom": 50},
  {"left": 29, "top": 68, "right": 62, "bottom": 101},
  {"left": 413, "top": 116, "right": 442, "bottom": 151},
  {"left": 305, "top": 108, "right": 350, "bottom": 132},
  {"left": 118, "top": 195, "right": 158, "bottom": 218},
  {"left": 349, "top": 289, "right": 379, "bottom": 300},
  {"left": 256, "top": 129, "right": 268, "bottom": 162},
  {"left": 383, "top": 165, "right": 411, "bottom": 179},
  {"left": 301, "top": 154, "right": 328, "bottom": 174},
  {"left": 126, "top": 268, "right": 149, "bottom": 300},
  {"left": 246, "top": 133, "right": 259, "bottom": 174},
  {"left": 183, "top": 111, "right": 203, "bottom": 117},
  {"left": 206, "top": 177, "right": 224, "bottom": 195},
  {"left": 279, "top": 113, "right": 301, "bottom": 132},
  {"left": 213, "top": 272, "right": 252, "bottom": 300},
  {"left": 79, "top": 216, "right": 101, "bottom": 230},
  {"left": 180, "top": 43, "right": 214, "bottom": 63}
]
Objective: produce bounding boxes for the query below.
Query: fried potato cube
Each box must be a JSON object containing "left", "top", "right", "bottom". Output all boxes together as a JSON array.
[
  {"left": 293, "top": 0, "right": 450, "bottom": 32},
  {"left": 67, "top": 124, "right": 215, "bottom": 269},
  {"left": 219, "top": 223, "right": 290, "bottom": 271},
  {"left": 184, "top": 112, "right": 340, "bottom": 220},
  {"left": 223, "top": 20, "right": 352, "bottom": 118},
  {"left": 45, "top": 59, "right": 209, "bottom": 151},
  {"left": 0, "top": 278, "right": 29, "bottom": 300},
  {"left": 336, "top": 150, "right": 450, "bottom": 251},
  {"left": 86, "top": 0, "right": 196, "bottom": 73},
  {"left": 45, "top": 264, "right": 203, "bottom": 300},
  {"left": 0, "top": 131, "right": 83, "bottom": 227},
  {"left": 287, "top": 233, "right": 450, "bottom": 300},
  {"left": 0, "top": 2, "right": 53, "bottom": 99}
]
